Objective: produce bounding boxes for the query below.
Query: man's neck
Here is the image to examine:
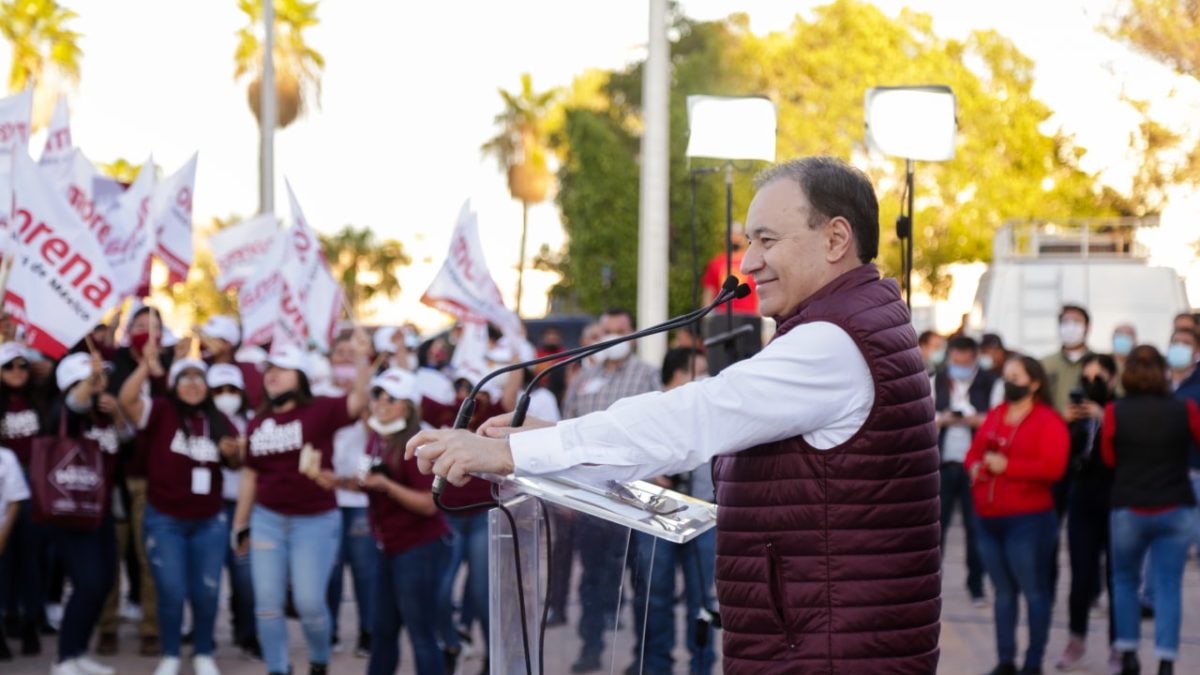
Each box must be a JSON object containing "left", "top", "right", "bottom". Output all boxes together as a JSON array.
[{"left": 604, "top": 358, "right": 627, "bottom": 373}]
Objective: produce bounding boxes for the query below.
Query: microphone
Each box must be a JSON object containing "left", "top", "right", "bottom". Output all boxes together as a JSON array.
[
  {"left": 431, "top": 277, "right": 746, "bottom": 497},
  {"left": 509, "top": 281, "right": 751, "bottom": 428}
]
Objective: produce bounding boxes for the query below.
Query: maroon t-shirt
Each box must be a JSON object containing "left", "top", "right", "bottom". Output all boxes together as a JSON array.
[
  {"left": 237, "top": 361, "right": 265, "bottom": 410},
  {"left": 245, "top": 396, "right": 354, "bottom": 516},
  {"left": 141, "top": 398, "right": 232, "bottom": 520},
  {"left": 366, "top": 431, "right": 448, "bottom": 556},
  {"left": 2, "top": 394, "right": 42, "bottom": 465}
]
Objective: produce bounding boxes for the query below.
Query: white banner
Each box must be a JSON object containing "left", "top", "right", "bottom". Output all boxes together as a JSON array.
[
  {"left": 102, "top": 160, "right": 157, "bottom": 299},
  {"left": 4, "top": 149, "right": 119, "bottom": 358},
  {"left": 0, "top": 88, "right": 32, "bottom": 252},
  {"left": 421, "top": 201, "right": 521, "bottom": 335},
  {"left": 209, "top": 213, "right": 278, "bottom": 292},
  {"left": 304, "top": 263, "right": 343, "bottom": 352},
  {"left": 39, "top": 96, "right": 72, "bottom": 170},
  {"left": 236, "top": 234, "right": 287, "bottom": 346},
  {"left": 150, "top": 153, "right": 197, "bottom": 283},
  {"left": 282, "top": 181, "right": 343, "bottom": 350}
]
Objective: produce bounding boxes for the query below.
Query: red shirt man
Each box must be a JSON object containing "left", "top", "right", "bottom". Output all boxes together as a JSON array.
[{"left": 701, "top": 228, "right": 758, "bottom": 314}]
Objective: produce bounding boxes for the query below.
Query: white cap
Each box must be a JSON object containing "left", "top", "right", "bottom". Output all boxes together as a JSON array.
[
  {"left": 370, "top": 367, "right": 420, "bottom": 405},
  {"left": 234, "top": 344, "right": 268, "bottom": 367},
  {"left": 56, "top": 352, "right": 93, "bottom": 392},
  {"left": 373, "top": 327, "right": 398, "bottom": 355},
  {"left": 201, "top": 315, "right": 241, "bottom": 346},
  {"left": 0, "top": 342, "right": 29, "bottom": 367},
  {"left": 416, "top": 367, "right": 456, "bottom": 406},
  {"left": 307, "top": 353, "right": 332, "bottom": 387},
  {"left": 453, "top": 364, "right": 504, "bottom": 402},
  {"left": 266, "top": 344, "right": 310, "bottom": 376},
  {"left": 206, "top": 363, "right": 245, "bottom": 390},
  {"left": 168, "top": 358, "right": 208, "bottom": 388}
]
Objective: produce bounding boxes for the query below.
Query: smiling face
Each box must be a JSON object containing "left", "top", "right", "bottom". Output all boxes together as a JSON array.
[
  {"left": 263, "top": 365, "right": 300, "bottom": 398},
  {"left": 175, "top": 369, "right": 208, "bottom": 406},
  {"left": 1, "top": 358, "right": 29, "bottom": 389},
  {"left": 740, "top": 179, "right": 858, "bottom": 319}
]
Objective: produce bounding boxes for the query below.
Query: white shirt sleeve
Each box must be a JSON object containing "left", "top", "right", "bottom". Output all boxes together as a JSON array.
[
  {"left": 509, "top": 321, "right": 874, "bottom": 485},
  {"left": 0, "top": 447, "right": 31, "bottom": 506}
]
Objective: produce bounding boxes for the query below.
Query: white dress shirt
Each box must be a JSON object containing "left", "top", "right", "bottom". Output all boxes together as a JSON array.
[{"left": 510, "top": 322, "right": 875, "bottom": 485}]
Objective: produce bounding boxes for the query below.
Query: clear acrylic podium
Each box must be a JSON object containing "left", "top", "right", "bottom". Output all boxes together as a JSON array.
[{"left": 484, "top": 473, "right": 718, "bottom": 675}]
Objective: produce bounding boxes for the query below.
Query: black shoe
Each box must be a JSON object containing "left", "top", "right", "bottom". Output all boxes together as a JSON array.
[
  {"left": 19, "top": 620, "right": 40, "bottom": 656},
  {"left": 985, "top": 664, "right": 1017, "bottom": 675},
  {"left": 545, "top": 607, "right": 567, "bottom": 627},
  {"left": 1019, "top": 668, "right": 1043, "bottom": 675},
  {"left": 2, "top": 614, "right": 17, "bottom": 636},
  {"left": 0, "top": 621, "right": 12, "bottom": 661},
  {"left": 1140, "top": 604, "right": 1154, "bottom": 619},
  {"left": 39, "top": 620, "right": 57, "bottom": 636},
  {"left": 443, "top": 646, "right": 462, "bottom": 674},
  {"left": 237, "top": 636, "right": 263, "bottom": 660},
  {"left": 1157, "top": 660, "right": 1173, "bottom": 675},
  {"left": 1120, "top": 651, "right": 1141, "bottom": 675},
  {"left": 571, "top": 651, "right": 603, "bottom": 673},
  {"left": 354, "top": 630, "right": 371, "bottom": 658},
  {"left": 310, "top": 663, "right": 328, "bottom": 675},
  {"left": 477, "top": 659, "right": 489, "bottom": 675}
]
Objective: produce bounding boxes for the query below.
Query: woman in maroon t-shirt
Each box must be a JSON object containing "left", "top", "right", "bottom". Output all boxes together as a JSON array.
[
  {"left": 232, "top": 340, "right": 371, "bottom": 675},
  {"left": 320, "top": 367, "right": 448, "bottom": 675},
  {"left": 119, "top": 354, "right": 240, "bottom": 675}
]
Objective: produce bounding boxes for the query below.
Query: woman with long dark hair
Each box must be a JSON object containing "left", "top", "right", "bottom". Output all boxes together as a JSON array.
[
  {"left": 1104, "top": 345, "right": 1200, "bottom": 675},
  {"left": 119, "top": 350, "right": 241, "bottom": 675},
  {"left": 966, "top": 354, "right": 1069, "bottom": 675},
  {"left": 232, "top": 340, "right": 371, "bottom": 675}
]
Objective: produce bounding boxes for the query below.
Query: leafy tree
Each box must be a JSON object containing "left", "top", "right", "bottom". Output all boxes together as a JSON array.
[
  {"left": 0, "top": 0, "right": 81, "bottom": 127},
  {"left": 234, "top": 0, "right": 324, "bottom": 129},
  {"left": 96, "top": 157, "right": 144, "bottom": 184},
  {"left": 318, "top": 225, "right": 411, "bottom": 318},
  {"left": 482, "top": 73, "right": 559, "bottom": 316}
]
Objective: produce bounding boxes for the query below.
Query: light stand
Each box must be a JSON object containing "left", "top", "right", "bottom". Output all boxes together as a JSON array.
[{"left": 864, "top": 85, "right": 957, "bottom": 308}]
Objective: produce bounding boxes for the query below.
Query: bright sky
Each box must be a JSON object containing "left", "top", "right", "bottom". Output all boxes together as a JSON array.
[{"left": 3, "top": 0, "right": 1197, "bottom": 330}]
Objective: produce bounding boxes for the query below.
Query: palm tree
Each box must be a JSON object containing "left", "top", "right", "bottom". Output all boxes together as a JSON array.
[
  {"left": 234, "top": 0, "right": 324, "bottom": 129},
  {"left": 482, "top": 73, "right": 558, "bottom": 316},
  {"left": 0, "top": 0, "right": 81, "bottom": 128},
  {"left": 319, "top": 225, "right": 411, "bottom": 317}
]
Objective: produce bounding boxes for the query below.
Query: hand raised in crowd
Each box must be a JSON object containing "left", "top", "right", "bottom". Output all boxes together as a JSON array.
[
  {"left": 983, "top": 451, "right": 1008, "bottom": 475},
  {"left": 143, "top": 334, "right": 165, "bottom": 377},
  {"left": 173, "top": 336, "right": 193, "bottom": 362}
]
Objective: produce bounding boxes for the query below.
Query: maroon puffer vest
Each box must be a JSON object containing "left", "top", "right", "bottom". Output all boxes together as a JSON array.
[{"left": 713, "top": 264, "right": 941, "bottom": 674}]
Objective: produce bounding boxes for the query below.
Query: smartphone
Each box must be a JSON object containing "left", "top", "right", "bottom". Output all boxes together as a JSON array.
[
  {"left": 1069, "top": 388, "right": 1084, "bottom": 405},
  {"left": 951, "top": 410, "right": 965, "bottom": 418}
]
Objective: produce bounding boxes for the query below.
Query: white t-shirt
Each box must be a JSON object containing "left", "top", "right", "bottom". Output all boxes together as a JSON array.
[
  {"left": 332, "top": 421, "right": 370, "bottom": 508},
  {"left": 0, "top": 447, "right": 31, "bottom": 515}
]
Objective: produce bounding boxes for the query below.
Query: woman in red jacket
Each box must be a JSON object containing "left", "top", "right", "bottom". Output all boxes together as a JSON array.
[{"left": 966, "top": 354, "right": 1069, "bottom": 675}]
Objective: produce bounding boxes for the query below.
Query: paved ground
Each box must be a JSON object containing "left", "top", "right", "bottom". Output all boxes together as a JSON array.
[{"left": 4, "top": 519, "right": 1198, "bottom": 674}]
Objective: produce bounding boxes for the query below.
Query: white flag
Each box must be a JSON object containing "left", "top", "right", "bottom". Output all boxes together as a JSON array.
[
  {"left": 209, "top": 213, "right": 279, "bottom": 292},
  {"left": 304, "top": 264, "right": 344, "bottom": 352},
  {"left": 4, "top": 149, "right": 119, "bottom": 357},
  {"left": 39, "top": 95, "right": 72, "bottom": 170},
  {"left": 421, "top": 201, "right": 521, "bottom": 335},
  {"left": 102, "top": 160, "right": 157, "bottom": 299},
  {"left": 237, "top": 234, "right": 287, "bottom": 346},
  {"left": 282, "top": 181, "right": 343, "bottom": 350},
  {"left": 0, "top": 88, "right": 32, "bottom": 251},
  {"left": 150, "top": 153, "right": 197, "bottom": 283}
]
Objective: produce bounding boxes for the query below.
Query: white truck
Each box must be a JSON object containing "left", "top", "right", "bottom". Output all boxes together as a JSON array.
[{"left": 970, "top": 218, "right": 1189, "bottom": 357}]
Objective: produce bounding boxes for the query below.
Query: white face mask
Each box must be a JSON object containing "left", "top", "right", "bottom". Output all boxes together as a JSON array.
[
  {"left": 368, "top": 415, "right": 408, "bottom": 436},
  {"left": 1060, "top": 320, "right": 1087, "bottom": 348},
  {"left": 596, "top": 336, "right": 631, "bottom": 363},
  {"left": 213, "top": 393, "right": 242, "bottom": 417}
]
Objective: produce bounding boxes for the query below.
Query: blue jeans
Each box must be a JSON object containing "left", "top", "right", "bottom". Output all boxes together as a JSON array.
[
  {"left": 439, "top": 512, "right": 489, "bottom": 650},
  {"left": 631, "top": 529, "right": 717, "bottom": 675},
  {"left": 369, "top": 537, "right": 450, "bottom": 675},
  {"left": 327, "top": 506, "right": 377, "bottom": 641},
  {"left": 250, "top": 505, "right": 342, "bottom": 673},
  {"left": 223, "top": 501, "right": 256, "bottom": 646},
  {"left": 577, "top": 519, "right": 629, "bottom": 657},
  {"left": 940, "top": 462, "right": 986, "bottom": 598},
  {"left": 143, "top": 503, "right": 228, "bottom": 657},
  {"left": 1110, "top": 507, "right": 1196, "bottom": 660},
  {"left": 52, "top": 514, "right": 117, "bottom": 661},
  {"left": 975, "top": 510, "right": 1057, "bottom": 670},
  {"left": 0, "top": 497, "right": 45, "bottom": 625}
]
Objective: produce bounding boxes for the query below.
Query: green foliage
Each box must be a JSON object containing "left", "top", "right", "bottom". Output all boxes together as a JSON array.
[
  {"left": 234, "top": 0, "right": 324, "bottom": 129},
  {"left": 318, "top": 225, "right": 411, "bottom": 318},
  {"left": 164, "top": 217, "right": 241, "bottom": 326},
  {"left": 0, "top": 0, "right": 81, "bottom": 93}
]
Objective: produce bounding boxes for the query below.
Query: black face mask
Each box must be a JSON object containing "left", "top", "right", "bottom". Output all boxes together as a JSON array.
[
  {"left": 1083, "top": 376, "right": 1109, "bottom": 404},
  {"left": 1004, "top": 381, "right": 1031, "bottom": 403},
  {"left": 268, "top": 390, "right": 298, "bottom": 408}
]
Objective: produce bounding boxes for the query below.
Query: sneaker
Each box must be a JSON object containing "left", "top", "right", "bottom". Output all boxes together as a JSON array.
[
  {"left": 1109, "top": 649, "right": 1123, "bottom": 675},
  {"left": 354, "top": 631, "right": 371, "bottom": 658},
  {"left": 45, "top": 604, "right": 64, "bottom": 631},
  {"left": 443, "top": 646, "right": 462, "bottom": 674},
  {"left": 1119, "top": 651, "right": 1141, "bottom": 675},
  {"left": 237, "top": 637, "right": 263, "bottom": 661},
  {"left": 985, "top": 664, "right": 1018, "bottom": 675},
  {"left": 152, "top": 656, "right": 181, "bottom": 675},
  {"left": 94, "top": 633, "right": 118, "bottom": 656},
  {"left": 75, "top": 657, "right": 117, "bottom": 675},
  {"left": 1056, "top": 636, "right": 1086, "bottom": 671},
  {"left": 50, "top": 660, "right": 87, "bottom": 675},
  {"left": 971, "top": 595, "right": 990, "bottom": 609},
  {"left": 193, "top": 655, "right": 221, "bottom": 675},
  {"left": 310, "top": 664, "right": 328, "bottom": 675},
  {"left": 331, "top": 635, "right": 344, "bottom": 654}
]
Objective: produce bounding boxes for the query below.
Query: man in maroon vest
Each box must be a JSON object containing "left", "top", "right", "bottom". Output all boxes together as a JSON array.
[{"left": 408, "top": 156, "right": 942, "bottom": 674}]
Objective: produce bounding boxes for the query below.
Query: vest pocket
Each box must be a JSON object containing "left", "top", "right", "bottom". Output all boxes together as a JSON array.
[{"left": 764, "top": 541, "right": 797, "bottom": 648}]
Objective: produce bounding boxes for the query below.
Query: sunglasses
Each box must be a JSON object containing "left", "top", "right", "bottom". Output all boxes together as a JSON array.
[{"left": 2, "top": 360, "right": 29, "bottom": 372}]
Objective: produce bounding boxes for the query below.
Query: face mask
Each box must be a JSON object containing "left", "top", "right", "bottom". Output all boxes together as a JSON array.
[
  {"left": 213, "top": 393, "right": 243, "bottom": 416},
  {"left": 978, "top": 354, "right": 994, "bottom": 371},
  {"left": 948, "top": 364, "right": 975, "bottom": 381},
  {"left": 1167, "top": 342, "right": 1195, "bottom": 370},
  {"left": 1003, "top": 381, "right": 1031, "bottom": 403},
  {"left": 1084, "top": 376, "right": 1109, "bottom": 404},
  {"left": 332, "top": 364, "right": 357, "bottom": 383},
  {"left": 268, "top": 390, "right": 298, "bottom": 408},
  {"left": 597, "top": 337, "right": 631, "bottom": 363},
  {"left": 130, "top": 332, "right": 154, "bottom": 356},
  {"left": 930, "top": 348, "right": 946, "bottom": 367},
  {"left": 1060, "top": 320, "right": 1086, "bottom": 348},
  {"left": 1112, "top": 334, "right": 1134, "bottom": 357},
  {"left": 368, "top": 415, "right": 408, "bottom": 436}
]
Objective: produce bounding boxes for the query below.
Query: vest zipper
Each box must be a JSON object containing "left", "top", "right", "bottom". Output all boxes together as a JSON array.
[{"left": 764, "top": 541, "right": 797, "bottom": 649}]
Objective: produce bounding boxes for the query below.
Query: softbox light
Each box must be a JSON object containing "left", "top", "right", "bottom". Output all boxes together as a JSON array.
[
  {"left": 864, "top": 85, "right": 957, "bottom": 162},
  {"left": 685, "top": 95, "right": 777, "bottom": 162}
]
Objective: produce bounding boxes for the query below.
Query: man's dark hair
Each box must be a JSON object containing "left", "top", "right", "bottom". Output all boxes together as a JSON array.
[
  {"left": 1059, "top": 304, "right": 1091, "bottom": 327},
  {"left": 946, "top": 336, "right": 978, "bottom": 355},
  {"left": 661, "top": 347, "right": 704, "bottom": 386},
  {"left": 1171, "top": 328, "right": 1198, "bottom": 346},
  {"left": 754, "top": 156, "right": 879, "bottom": 263},
  {"left": 1081, "top": 353, "right": 1117, "bottom": 378},
  {"left": 917, "top": 330, "right": 941, "bottom": 347},
  {"left": 602, "top": 308, "right": 634, "bottom": 325},
  {"left": 486, "top": 323, "right": 503, "bottom": 342},
  {"left": 980, "top": 333, "right": 1005, "bottom": 350}
]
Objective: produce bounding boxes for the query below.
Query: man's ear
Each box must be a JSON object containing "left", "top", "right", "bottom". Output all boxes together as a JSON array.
[{"left": 826, "top": 216, "right": 855, "bottom": 263}]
